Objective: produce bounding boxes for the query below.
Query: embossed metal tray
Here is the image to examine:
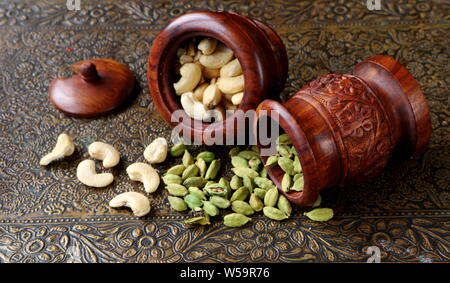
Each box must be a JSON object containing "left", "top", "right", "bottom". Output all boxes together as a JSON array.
[{"left": 0, "top": 0, "right": 448, "bottom": 262}]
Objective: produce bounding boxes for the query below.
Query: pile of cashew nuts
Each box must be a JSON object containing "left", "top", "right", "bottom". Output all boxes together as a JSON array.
[
  {"left": 174, "top": 37, "right": 244, "bottom": 122},
  {"left": 40, "top": 133, "right": 169, "bottom": 217}
]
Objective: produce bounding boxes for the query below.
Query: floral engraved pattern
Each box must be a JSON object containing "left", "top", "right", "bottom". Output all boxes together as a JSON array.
[{"left": 0, "top": 0, "right": 448, "bottom": 262}]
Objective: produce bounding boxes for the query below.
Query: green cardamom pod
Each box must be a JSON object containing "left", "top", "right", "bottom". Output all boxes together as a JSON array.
[
  {"left": 166, "top": 164, "right": 186, "bottom": 176},
  {"left": 276, "top": 134, "right": 292, "bottom": 145},
  {"left": 260, "top": 168, "right": 268, "bottom": 178},
  {"left": 277, "top": 144, "right": 291, "bottom": 158},
  {"left": 223, "top": 213, "right": 251, "bottom": 227},
  {"left": 304, "top": 208, "right": 333, "bottom": 222},
  {"left": 184, "top": 215, "right": 210, "bottom": 225},
  {"left": 188, "top": 186, "right": 206, "bottom": 200},
  {"left": 264, "top": 187, "right": 279, "bottom": 207},
  {"left": 228, "top": 146, "right": 241, "bottom": 157},
  {"left": 202, "top": 201, "right": 219, "bottom": 217},
  {"left": 209, "top": 196, "right": 230, "bottom": 209},
  {"left": 263, "top": 206, "right": 288, "bottom": 221},
  {"left": 231, "top": 156, "right": 249, "bottom": 168},
  {"left": 254, "top": 177, "right": 274, "bottom": 190},
  {"left": 254, "top": 188, "right": 266, "bottom": 199},
  {"left": 162, "top": 174, "right": 182, "bottom": 185},
  {"left": 204, "top": 183, "right": 228, "bottom": 197},
  {"left": 196, "top": 151, "right": 215, "bottom": 163},
  {"left": 230, "top": 186, "right": 249, "bottom": 202},
  {"left": 170, "top": 143, "right": 186, "bottom": 157},
  {"left": 249, "top": 193, "right": 264, "bottom": 212},
  {"left": 278, "top": 156, "right": 295, "bottom": 176},
  {"left": 277, "top": 195, "right": 292, "bottom": 217},
  {"left": 219, "top": 177, "right": 231, "bottom": 198},
  {"left": 205, "top": 159, "right": 221, "bottom": 180},
  {"left": 195, "top": 158, "right": 207, "bottom": 177},
  {"left": 230, "top": 175, "right": 242, "bottom": 190},
  {"left": 183, "top": 176, "right": 207, "bottom": 188},
  {"left": 168, "top": 196, "right": 188, "bottom": 211},
  {"left": 312, "top": 195, "right": 322, "bottom": 208},
  {"left": 184, "top": 194, "right": 203, "bottom": 210},
  {"left": 243, "top": 175, "right": 253, "bottom": 193},
  {"left": 231, "top": 200, "right": 255, "bottom": 216},
  {"left": 182, "top": 150, "right": 194, "bottom": 167},
  {"left": 231, "top": 167, "right": 259, "bottom": 179},
  {"left": 197, "top": 214, "right": 211, "bottom": 225},
  {"left": 265, "top": 155, "right": 278, "bottom": 167},
  {"left": 293, "top": 173, "right": 302, "bottom": 182},
  {"left": 290, "top": 145, "right": 297, "bottom": 156},
  {"left": 293, "top": 155, "right": 302, "bottom": 173},
  {"left": 291, "top": 176, "right": 304, "bottom": 191},
  {"left": 166, "top": 184, "right": 188, "bottom": 197},
  {"left": 182, "top": 164, "right": 200, "bottom": 180},
  {"left": 281, "top": 173, "right": 291, "bottom": 192},
  {"left": 248, "top": 158, "right": 261, "bottom": 171},
  {"left": 238, "top": 150, "right": 259, "bottom": 160}
]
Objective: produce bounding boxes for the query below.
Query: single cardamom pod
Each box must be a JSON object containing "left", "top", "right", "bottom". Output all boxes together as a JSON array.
[
  {"left": 276, "top": 134, "right": 292, "bottom": 145},
  {"left": 204, "top": 183, "right": 228, "bottom": 197},
  {"left": 183, "top": 176, "right": 207, "bottom": 188},
  {"left": 197, "top": 214, "right": 210, "bottom": 225},
  {"left": 184, "top": 215, "right": 210, "bottom": 225},
  {"left": 182, "top": 164, "right": 200, "bottom": 180},
  {"left": 291, "top": 176, "right": 304, "bottom": 191},
  {"left": 188, "top": 186, "right": 206, "bottom": 200},
  {"left": 168, "top": 196, "right": 188, "bottom": 211},
  {"left": 166, "top": 164, "right": 186, "bottom": 176},
  {"left": 264, "top": 187, "right": 279, "bottom": 207},
  {"left": 223, "top": 213, "right": 251, "bottom": 227},
  {"left": 184, "top": 194, "right": 203, "bottom": 209},
  {"left": 293, "top": 173, "right": 302, "bottom": 182},
  {"left": 254, "top": 177, "right": 275, "bottom": 190},
  {"left": 249, "top": 193, "right": 264, "bottom": 212},
  {"left": 162, "top": 174, "right": 182, "bottom": 185},
  {"left": 219, "top": 177, "right": 231, "bottom": 198},
  {"left": 277, "top": 195, "right": 292, "bottom": 217},
  {"left": 293, "top": 155, "right": 302, "bottom": 173},
  {"left": 202, "top": 200, "right": 219, "bottom": 217},
  {"left": 238, "top": 150, "right": 259, "bottom": 160},
  {"left": 231, "top": 167, "right": 259, "bottom": 179},
  {"left": 254, "top": 188, "right": 266, "bottom": 199},
  {"left": 231, "top": 200, "right": 255, "bottom": 216},
  {"left": 230, "top": 175, "right": 242, "bottom": 190},
  {"left": 304, "top": 208, "right": 333, "bottom": 222},
  {"left": 209, "top": 196, "right": 230, "bottom": 209},
  {"left": 182, "top": 150, "right": 194, "bottom": 167},
  {"left": 265, "top": 155, "right": 278, "bottom": 167},
  {"left": 230, "top": 186, "right": 249, "bottom": 202},
  {"left": 231, "top": 156, "right": 249, "bottom": 168},
  {"left": 195, "top": 157, "right": 207, "bottom": 177},
  {"left": 248, "top": 158, "right": 261, "bottom": 171},
  {"left": 166, "top": 184, "right": 188, "bottom": 197},
  {"left": 196, "top": 151, "right": 215, "bottom": 163},
  {"left": 312, "top": 195, "right": 322, "bottom": 208},
  {"left": 281, "top": 173, "right": 291, "bottom": 192},
  {"left": 205, "top": 159, "right": 221, "bottom": 180},
  {"left": 278, "top": 156, "right": 295, "bottom": 175},
  {"left": 170, "top": 143, "right": 186, "bottom": 157},
  {"left": 263, "top": 206, "right": 288, "bottom": 221},
  {"left": 243, "top": 175, "right": 253, "bottom": 193},
  {"left": 290, "top": 145, "right": 297, "bottom": 156},
  {"left": 277, "top": 144, "right": 291, "bottom": 158},
  {"left": 260, "top": 168, "right": 268, "bottom": 178},
  {"left": 228, "top": 146, "right": 241, "bottom": 157}
]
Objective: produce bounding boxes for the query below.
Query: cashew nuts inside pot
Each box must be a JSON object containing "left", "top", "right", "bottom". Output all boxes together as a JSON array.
[
  {"left": 40, "top": 133, "right": 75, "bottom": 165},
  {"left": 109, "top": 192, "right": 151, "bottom": 217},
  {"left": 231, "top": 92, "right": 244, "bottom": 105},
  {"left": 181, "top": 92, "right": 210, "bottom": 121},
  {"left": 217, "top": 75, "right": 244, "bottom": 95},
  {"left": 76, "top": 159, "right": 114, "bottom": 188},
  {"left": 173, "top": 63, "right": 202, "bottom": 95},
  {"left": 144, "top": 137, "right": 168, "bottom": 164},
  {"left": 220, "top": 58, "right": 242, "bottom": 77},
  {"left": 126, "top": 162, "right": 160, "bottom": 193},
  {"left": 199, "top": 43, "right": 234, "bottom": 69},
  {"left": 202, "top": 83, "right": 223, "bottom": 109},
  {"left": 198, "top": 38, "right": 217, "bottom": 56},
  {"left": 193, "top": 82, "right": 209, "bottom": 102},
  {"left": 88, "top": 142, "right": 120, "bottom": 168}
]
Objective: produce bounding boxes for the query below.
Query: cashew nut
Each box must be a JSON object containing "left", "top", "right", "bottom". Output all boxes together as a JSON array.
[
  {"left": 180, "top": 92, "right": 210, "bottom": 121},
  {"left": 231, "top": 92, "right": 244, "bottom": 105},
  {"left": 193, "top": 50, "right": 202, "bottom": 62},
  {"left": 109, "top": 192, "right": 151, "bottom": 217},
  {"left": 40, "top": 133, "right": 75, "bottom": 165},
  {"left": 144, "top": 137, "right": 168, "bottom": 164},
  {"left": 173, "top": 63, "right": 202, "bottom": 95},
  {"left": 199, "top": 43, "right": 234, "bottom": 69},
  {"left": 202, "top": 83, "right": 222, "bottom": 109},
  {"left": 220, "top": 58, "right": 242, "bottom": 77},
  {"left": 179, "top": 54, "right": 193, "bottom": 65},
  {"left": 202, "top": 67, "right": 220, "bottom": 79},
  {"left": 217, "top": 75, "right": 244, "bottom": 95},
  {"left": 126, "top": 162, "right": 160, "bottom": 193},
  {"left": 88, "top": 142, "right": 120, "bottom": 168},
  {"left": 198, "top": 38, "right": 217, "bottom": 55},
  {"left": 193, "top": 82, "right": 209, "bottom": 102},
  {"left": 76, "top": 159, "right": 114, "bottom": 187}
]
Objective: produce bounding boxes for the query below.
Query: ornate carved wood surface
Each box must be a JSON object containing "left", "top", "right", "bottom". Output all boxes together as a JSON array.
[{"left": 0, "top": 0, "right": 448, "bottom": 262}]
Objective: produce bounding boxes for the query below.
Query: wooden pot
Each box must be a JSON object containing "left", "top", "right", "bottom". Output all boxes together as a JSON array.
[
  {"left": 148, "top": 11, "right": 288, "bottom": 144},
  {"left": 255, "top": 55, "right": 432, "bottom": 206}
]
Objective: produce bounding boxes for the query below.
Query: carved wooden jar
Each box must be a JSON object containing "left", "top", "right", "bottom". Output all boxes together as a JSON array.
[
  {"left": 148, "top": 11, "right": 288, "bottom": 144},
  {"left": 256, "top": 56, "right": 432, "bottom": 206}
]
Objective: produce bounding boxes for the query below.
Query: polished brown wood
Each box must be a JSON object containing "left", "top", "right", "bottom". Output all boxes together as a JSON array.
[
  {"left": 148, "top": 11, "right": 288, "bottom": 144},
  {"left": 49, "top": 58, "right": 136, "bottom": 118},
  {"left": 256, "top": 55, "right": 432, "bottom": 206}
]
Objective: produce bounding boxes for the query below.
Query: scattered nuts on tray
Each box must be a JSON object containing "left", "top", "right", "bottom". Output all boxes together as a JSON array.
[
  {"left": 76, "top": 159, "right": 114, "bottom": 188},
  {"left": 109, "top": 192, "right": 151, "bottom": 217},
  {"left": 39, "top": 133, "right": 75, "bottom": 165},
  {"left": 174, "top": 37, "right": 244, "bottom": 122}
]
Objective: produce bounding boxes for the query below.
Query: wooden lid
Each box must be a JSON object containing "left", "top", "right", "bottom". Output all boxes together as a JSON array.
[{"left": 49, "top": 58, "right": 136, "bottom": 118}]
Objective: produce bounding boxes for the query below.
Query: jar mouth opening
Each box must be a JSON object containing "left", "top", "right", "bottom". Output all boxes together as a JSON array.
[{"left": 255, "top": 99, "right": 320, "bottom": 206}]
